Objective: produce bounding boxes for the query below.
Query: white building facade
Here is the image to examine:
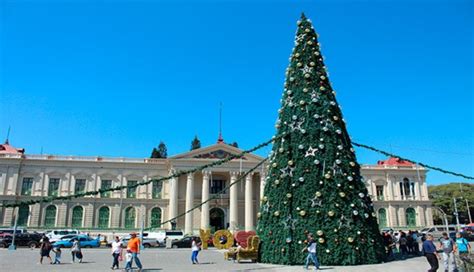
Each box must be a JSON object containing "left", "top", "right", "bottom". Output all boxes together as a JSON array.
[{"left": 0, "top": 141, "right": 433, "bottom": 233}]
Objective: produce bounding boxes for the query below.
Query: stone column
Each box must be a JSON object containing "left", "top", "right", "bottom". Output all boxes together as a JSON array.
[
  {"left": 422, "top": 183, "right": 429, "bottom": 201},
  {"left": 168, "top": 169, "right": 178, "bottom": 229},
  {"left": 201, "top": 171, "right": 211, "bottom": 230},
  {"left": 184, "top": 173, "right": 194, "bottom": 235},
  {"left": 245, "top": 172, "right": 254, "bottom": 231},
  {"left": 386, "top": 174, "right": 393, "bottom": 201},
  {"left": 259, "top": 173, "right": 266, "bottom": 200},
  {"left": 414, "top": 181, "right": 421, "bottom": 201},
  {"left": 229, "top": 172, "right": 239, "bottom": 231}
]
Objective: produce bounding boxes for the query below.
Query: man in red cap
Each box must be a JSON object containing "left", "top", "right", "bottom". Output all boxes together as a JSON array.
[{"left": 125, "top": 232, "right": 142, "bottom": 271}]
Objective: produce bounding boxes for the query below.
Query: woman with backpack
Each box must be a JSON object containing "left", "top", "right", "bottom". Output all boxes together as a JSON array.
[{"left": 39, "top": 236, "right": 53, "bottom": 264}]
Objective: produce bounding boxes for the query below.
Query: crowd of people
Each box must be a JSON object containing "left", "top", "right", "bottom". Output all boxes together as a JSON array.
[{"left": 33, "top": 229, "right": 470, "bottom": 272}]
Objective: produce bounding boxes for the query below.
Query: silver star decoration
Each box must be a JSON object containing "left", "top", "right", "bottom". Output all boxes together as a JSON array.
[
  {"left": 262, "top": 202, "right": 270, "bottom": 213},
  {"left": 300, "top": 65, "right": 313, "bottom": 75},
  {"left": 310, "top": 197, "right": 322, "bottom": 208},
  {"left": 282, "top": 215, "right": 298, "bottom": 230},
  {"left": 305, "top": 146, "right": 317, "bottom": 157},
  {"left": 289, "top": 117, "right": 305, "bottom": 133},
  {"left": 296, "top": 33, "right": 306, "bottom": 43},
  {"left": 338, "top": 215, "right": 353, "bottom": 229},
  {"left": 280, "top": 166, "right": 295, "bottom": 178}
]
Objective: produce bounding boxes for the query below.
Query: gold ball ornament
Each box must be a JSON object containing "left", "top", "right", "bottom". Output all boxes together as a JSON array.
[
  {"left": 303, "top": 87, "right": 309, "bottom": 93},
  {"left": 310, "top": 61, "right": 315, "bottom": 66},
  {"left": 257, "top": 212, "right": 261, "bottom": 218},
  {"left": 299, "top": 210, "right": 307, "bottom": 216},
  {"left": 328, "top": 210, "right": 335, "bottom": 217},
  {"left": 317, "top": 230, "right": 324, "bottom": 236},
  {"left": 324, "top": 173, "right": 331, "bottom": 179},
  {"left": 315, "top": 191, "right": 322, "bottom": 197},
  {"left": 288, "top": 160, "right": 294, "bottom": 166},
  {"left": 274, "top": 180, "right": 280, "bottom": 185},
  {"left": 318, "top": 238, "right": 325, "bottom": 244},
  {"left": 299, "top": 100, "right": 305, "bottom": 105},
  {"left": 297, "top": 62, "right": 303, "bottom": 67},
  {"left": 286, "top": 193, "right": 292, "bottom": 198},
  {"left": 262, "top": 196, "right": 268, "bottom": 202},
  {"left": 272, "top": 163, "right": 277, "bottom": 168},
  {"left": 305, "top": 28, "right": 311, "bottom": 33},
  {"left": 348, "top": 237, "right": 354, "bottom": 243},
  {"left": 304, "top": 73, "right": 311, "bottom": 78},
  {"left": 339, "top": 192, "right": 346, "bottom": 197},
  {"left": 274, "top": 211, "right": 280, "bottom": 217}
]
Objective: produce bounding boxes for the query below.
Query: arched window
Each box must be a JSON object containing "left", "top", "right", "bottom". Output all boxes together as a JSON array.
[
  {"left": 44, "top": 205, "right": 57, "bottom": 227},
  {"left": 378, "top": 208, "right": 387, "bottom": 228},
  {"left": 17, "top": 205, "right": 30, "bottom": 226},
  {"left": 125, "top": 207, "right": 136, "bottom": 229},
  {"left": 401, "top": 178, "right": 413, "bottom": 199},
  {"left": 150, "top": 207, "right": 162, "bottom": 228},
  {"left": 98, "top": 206, "right": 110, "bottom": 228},
  {"left": 71, "top": 206, "right": 84, "bottom": 228},
  {"left": 406, "top": 208, "right": 416, "bottom": 227}
]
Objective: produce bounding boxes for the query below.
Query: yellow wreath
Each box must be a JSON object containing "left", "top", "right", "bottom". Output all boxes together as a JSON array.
[{"left": 213, "top": 229, "right": 234, "bottom": 249}]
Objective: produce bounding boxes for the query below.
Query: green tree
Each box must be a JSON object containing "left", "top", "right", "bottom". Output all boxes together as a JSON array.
[
  {"left": 429, "top": 183, "right": 474, "bottom": 224},
  {"left": 150, "top": 141, "right": 168, "bottom": 158},
  {"left": 158, "top": 141, "right": 167, "bottom": 158},
  {"left": 256, "top": 14, "right": 384, "bottom": 266},
  {"left": 150, "top": 148, "right": 159, "bottom": 158},
  {"left": 191, "top": 135, "right": 201, "bottom": 150}
]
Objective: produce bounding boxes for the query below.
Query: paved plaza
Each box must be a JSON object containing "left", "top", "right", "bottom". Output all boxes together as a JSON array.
[{"left": 0, "top": 247, "right": 435, "bottom": 272}]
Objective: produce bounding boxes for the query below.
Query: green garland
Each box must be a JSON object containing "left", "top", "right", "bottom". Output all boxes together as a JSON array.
[
  {"left": 144, "top": 158, "right": 268, "bottom": 231},
  {"left": 1, "top": 137, "right": 277, "bottom": 208},
  {"left": 352, "top": 142, "right": 474, "bottom": 180}
]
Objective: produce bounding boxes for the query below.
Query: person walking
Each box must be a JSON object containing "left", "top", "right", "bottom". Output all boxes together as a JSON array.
[
  {"left": 125, "top": 232, "right": 142, "bottom": 271},
  {"left": 454, "top": 232, "right": 471, "bottom": 272},
  {"left": 400, "top": 232, "right": 408, "bottom": 259},
  {"left": 52, "top": 246, "right": 62, "bottom": 264},
  {"left": 71, "top": 238, "right": 83, "bottom": 263},
  {"left": 110, "top": 236, "right": 122, "bottom": 270},
  {"left": 303, "top": 233, "right": 320, "bottom": 271},
  {"left": 191, "top": 237, "right": 201, "bottom": 264},
  {"left": 423, "top": 234, "right": 440, "bottom": 272},
  {"left": 439, "top": 232, "right": 457, "bottom": 272},
  {"left": 39, "top": 236, "right": 53, "bottom": 264}
]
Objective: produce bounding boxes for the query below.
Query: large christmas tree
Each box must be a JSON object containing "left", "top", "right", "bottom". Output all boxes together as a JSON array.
[{"left": 257, "top": 14, "right": 385, "bottom": 266}]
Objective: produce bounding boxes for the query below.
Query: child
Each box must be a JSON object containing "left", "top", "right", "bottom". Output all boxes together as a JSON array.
[
  {"left": 124, "top": 249, "right": 133, "bottom": 271},
  {"left": 53, "top": 246, "right": 61, "bottom": 264}
]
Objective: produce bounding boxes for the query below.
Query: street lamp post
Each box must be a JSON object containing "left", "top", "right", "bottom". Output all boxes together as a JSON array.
[
  {"left": 433, "top": 207, "right": 450, "bottom": 234},
  {"left": 453, "top": 198, "right": 461, "bottom": 231}
]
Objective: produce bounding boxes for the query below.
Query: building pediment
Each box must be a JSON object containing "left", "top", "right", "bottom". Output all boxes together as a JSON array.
[{"left": 170, "top": 143, "right": 264, "bottom": 162}]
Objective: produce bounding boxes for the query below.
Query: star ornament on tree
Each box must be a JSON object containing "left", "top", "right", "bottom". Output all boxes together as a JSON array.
[
  {"left": 300, "top": 65, "right": 313, "bottom": 75},
  {"left": 295, "top": 33, "right": 306, "bottom": 43},
  {"left": 289, "top": 118, "right": 305, "bottom": 133},
  {"left": 280, "top": 166, "right": 295, "bottom": 178},
  {"left": 310, "top": 197, "right": 322, "bottom": 208},
  {"left": 262, "top": 202, "right": 271, "bottom": 213},
  {"left": 305, "top": 146, "right": 317, "bottom": 157},
  {"left": 282, "top": 215, "right": 298, "bottom": 230}
]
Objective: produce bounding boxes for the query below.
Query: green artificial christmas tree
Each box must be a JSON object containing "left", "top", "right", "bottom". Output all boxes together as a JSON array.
[{"left": 257, "top": 14, "right": 385, "bottom": 266}]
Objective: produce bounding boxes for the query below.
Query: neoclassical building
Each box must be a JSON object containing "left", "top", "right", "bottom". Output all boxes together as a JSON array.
[{"left": 0, "top": 140, "right": 433, "bottom": 234}]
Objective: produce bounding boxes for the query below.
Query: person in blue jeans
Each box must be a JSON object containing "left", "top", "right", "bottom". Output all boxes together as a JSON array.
[
  {"left": 303, "top": 233, "right": 320, "bottom": 271},
  {"left": 455, "top": 232, "right": 471, "bottom": 272},
  {"left": 191, "top": 237, "right": 201, "bottom": 264}
]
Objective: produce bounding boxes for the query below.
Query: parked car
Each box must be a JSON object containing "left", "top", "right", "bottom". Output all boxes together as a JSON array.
[
  {"left": 163, "top": 230, "right": 185, "bottom": 243},
  {"left": 120, "top": 236, "right": 160, "bottom": 248},
  {"left": 0, "top": 227, "right": 28, "bottom": 235},
  {"left": 0, "top": 232, "right": 42, "bottom": 248},
  {"left": 46, "top": 229, "right": 80, "bottom": 243},
  {"left": 171, "top": 236, "right": 201, "bottom": 248},
  {"left": 420, "top": 225, "right": 457, "bottom": 240},
  {"left": 52, "top": 235, "right": 100, "bottom": 248}
]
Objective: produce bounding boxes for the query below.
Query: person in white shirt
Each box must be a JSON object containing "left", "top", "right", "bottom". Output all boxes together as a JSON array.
[
  {"left": 110, "top": 236, "right": 122, "bottom": 270},
  {"left": 191, "top": 237, "right": 202, "bottom": 264},
  {"left": 303, "top": 233, "right": 320, "bottom": 271}
]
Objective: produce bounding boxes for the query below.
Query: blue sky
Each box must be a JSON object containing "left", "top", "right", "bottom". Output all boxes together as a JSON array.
[{"left": 0, "top": 0, "right": 472, "bottom": 185}]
